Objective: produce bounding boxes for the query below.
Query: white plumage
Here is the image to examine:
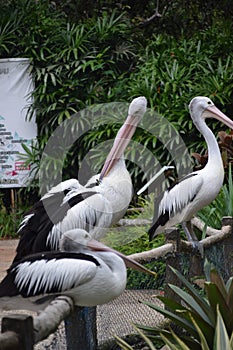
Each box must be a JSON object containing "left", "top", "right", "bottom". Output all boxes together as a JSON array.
[
  {"left": 158, "top": 174, "right": 203, "bottom": 221},
  {"left": 13, "top": 97, "right": 147, "bottom": 261},
  {"left": 148, "top": 96, "right": 233, "bottom": 247},
  {"left": 0, "top": 229, "right": 154, "bottom": 311}
]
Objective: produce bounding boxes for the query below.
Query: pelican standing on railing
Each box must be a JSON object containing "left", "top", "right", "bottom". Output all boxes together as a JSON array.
[
  {"left": 13, "top": 96, "right": 147, "bottom": 262},
  {"left": 148, "top": 96, "right": 233, "bottom": 251},
  {"left": 0, "top": 229, "right": 155, "bottom": 311}
]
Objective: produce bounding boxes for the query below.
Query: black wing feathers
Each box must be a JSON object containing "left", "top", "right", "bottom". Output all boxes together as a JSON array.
[
  {"left": 14, "top": 190, "right": 98, "bottom": 262},
  {"left": 148, "top": 173, "right": 198, "bottom": 240},
  {"left": 0, "top": 252, "right": 100, "bottom": 298},
  {"left": 148, "top": 191, "right": 170, "bottom": 241}
]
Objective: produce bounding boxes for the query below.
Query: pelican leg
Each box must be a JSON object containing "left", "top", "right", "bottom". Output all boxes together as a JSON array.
[{"left": 182, "top": 221, "right": 204, "bottom": 257}]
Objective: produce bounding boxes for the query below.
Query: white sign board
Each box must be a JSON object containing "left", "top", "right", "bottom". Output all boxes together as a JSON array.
[{"left": 0, "top": 58, "right": 37, "bottom": 187}]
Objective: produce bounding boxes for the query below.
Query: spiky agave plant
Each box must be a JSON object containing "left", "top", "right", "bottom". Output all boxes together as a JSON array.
[{"left": 115, "top": 261, "right": 233, "bottom": 350}]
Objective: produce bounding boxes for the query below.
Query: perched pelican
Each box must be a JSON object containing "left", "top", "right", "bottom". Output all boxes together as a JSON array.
[
  {"left": 13, "top": 97, "right": 147, "bottom": 262},
  {"left": 0, "top": 229, "right": 155, "bottom": 311},
  {"left": 148, "top": 96, "right": 233, "bottom": 249}
]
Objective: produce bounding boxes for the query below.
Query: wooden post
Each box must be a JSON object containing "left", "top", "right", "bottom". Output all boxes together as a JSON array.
[
  {"left": 221, "top": 216, "right": 233, "bottom": 281},
  {"left": 65, "top": 306, "right": 97, "bottom": 350},
  {"left": 33, "top": 296, "right": 73, "bottom": 344},
  {"left": 10, "top": 189, "right": 15, "bottom": 212},
  {"left": 0, "top": 331, "right": 19, "bottom": 350},
  {"left": 188, "top": 235, "right": 204, "bottom": 279},
  {"left": 10, "top": 188, "right": 18, "bottom": 231},
  {"left": 1, "top": 314, "right": 34, "bottom": 350},
  {"left": 164, "top": 227, "right": 181, "bottom": 302},
  {"left": 188, "top": 252, "right": 204, "bottom": 280}
]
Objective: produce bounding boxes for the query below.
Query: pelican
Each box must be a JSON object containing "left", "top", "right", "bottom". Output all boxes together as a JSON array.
[
  {"left": 148, "top": 96, "right": 233, "bottom": 250},
  {"left": 13, "top": 96, "right": 147, "bottom": 262},
  {"left": 0, "top": 229, "right": 155, "bottom": 311}
]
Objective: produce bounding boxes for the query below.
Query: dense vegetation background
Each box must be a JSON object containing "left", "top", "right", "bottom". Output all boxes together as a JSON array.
[
  {"left": 1, "top": 3, "right": 233, "bottom": 344},
  {"left": 0, "top": 0, "right": 233, "bottom": 238}
]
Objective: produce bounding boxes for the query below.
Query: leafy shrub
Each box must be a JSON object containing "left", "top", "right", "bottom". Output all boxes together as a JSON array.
[
  {"left": 0, "top": 195, "right": 24, "bottom": 238},
  {"left": 126, "top": 30, "right": 233, "bottom": 151},
  {"left": 1, "top": 0, "right": 233, "bottom": 228},
  {"left": 0, "top": 1, "right": 143, "bottom": 194},
  {"left": 116, "top": 261, "right": 233, "bottom": 349},
  {"left": 103, "top": 224, "right": 165, "bottom": 290}
]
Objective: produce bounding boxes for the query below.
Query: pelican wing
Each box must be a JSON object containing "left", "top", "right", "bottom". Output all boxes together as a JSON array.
[
  {"left": 148, "top": 173, "right": 203, "bottom": 238},
  {"left": 14, "top": 184, "right": 102, "bottom": 261},
  {"left": 0, "top": 252, "right": 99, "bottom": 298},
  {"left": 159, "top": 173, "right": 202, "bottom": 216},
  {"left": 17, "top": 179, "right": 83, "bottom": 236}
]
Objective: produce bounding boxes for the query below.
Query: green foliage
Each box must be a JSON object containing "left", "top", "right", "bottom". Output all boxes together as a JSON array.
[
  {"left": 0, "top": 212, "right": 19, "bottom": 238},
  {"left": 126, "top": 258, "right": 165, "bottom": 291},
  {"left": 19, "top": 141, "right": 41, "bottom": 179},
  {"left": 127, "top": 30, "right": 233, "bottom": 137},
  {"left": 103, "top": 225, "right": 165, "bottom": 290},
  {"left": 126, "top": 249, "right": 164, "bottom": 290},
  {"left": 1, "top": 1, "right": 233, "bottom": 231},
  {"left": 121, "top": 262, "right": 233, "bottom": 349},
  {"left": 116, "top": 310, "right": 233, "bottom": 350},
  {"left": 0, "top": 1, "right": 143, "bottom": 191},
  {"left": 0, "top": 197, "right": 24, "bottom": 238},
  {"left": 28, "top": 9, "right": 136, "bottom": 138},
  {"left": 1, "top": 2, "right": 233, "bottom": 186},
  {"left": 121, "top": 28, "right": 233, "bottom": 193},
  {"left": 115, "top": 324, "right": 159, "bottom": 350},
  {"left": 158, "top": 308, "right": 233, "bottom": 349},
  {"left": 55, "top": 0, "right": 233, "bottom": 40},
  {"left": 115, "top": 261, "right": 233, "bottom": 349}
]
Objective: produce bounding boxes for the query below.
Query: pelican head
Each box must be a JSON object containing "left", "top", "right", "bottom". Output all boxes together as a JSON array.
[
  {"left": 60, "top": 229, "right": 91, "bottom": 252},
  {"left": 189, "top": 96, "right": 233, "bottom": 129},
  {"left": 60, "top": 228, "right": 156, "bottom": 277}
]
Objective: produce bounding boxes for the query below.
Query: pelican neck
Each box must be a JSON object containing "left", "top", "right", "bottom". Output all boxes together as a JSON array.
[{"left": 193, "top": 117, "right": 223, "bottom": 167}]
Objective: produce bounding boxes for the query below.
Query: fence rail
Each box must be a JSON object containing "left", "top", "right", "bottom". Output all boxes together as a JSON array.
[
  {"left": 129, "top": 216, "right": 232, "bottom": 262},
  {"left": 0, "top": 216, "right": 232, "bottom": 349}
]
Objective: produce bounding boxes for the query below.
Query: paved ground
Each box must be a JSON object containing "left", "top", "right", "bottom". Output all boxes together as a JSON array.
[
  {"left": 0, "top": 239, "right": 18, "bottom": 280},
  {"left": 0, "top": 239, "right": 164, "bottom": 349}
]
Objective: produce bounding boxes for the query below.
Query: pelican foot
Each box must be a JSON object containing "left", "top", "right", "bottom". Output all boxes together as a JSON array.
[{"left": 190, "top": 240, "right": 204, "bottom": 258}]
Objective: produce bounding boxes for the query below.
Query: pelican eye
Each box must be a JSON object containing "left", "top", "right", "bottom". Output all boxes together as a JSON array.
[
  {"left": 207, "top": 101, "right": 212, "bottom": 105},
  {"left": 96, "top": 178, "right": 101, "bottom": 185}
]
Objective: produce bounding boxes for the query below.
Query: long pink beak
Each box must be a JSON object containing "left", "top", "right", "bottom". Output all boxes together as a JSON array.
[
  {"left": 206, "top": 105, "right": 233, "bottom": 129},
  {"left": 87, "top": 238, "right": 156, "bottom": 277},
  {"left": 99, "top": 97, "right": 147, "bottom": 181}
]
